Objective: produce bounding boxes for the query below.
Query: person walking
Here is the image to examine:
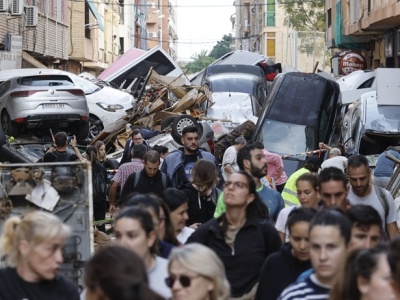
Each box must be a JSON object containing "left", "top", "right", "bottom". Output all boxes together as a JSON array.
[
  {"left": 281, "top": 156, "right": 321, "bottom": 207},
  {"left": 347, "top": 154, "right": 399, "bottom": 240},
  {"left": 161, "top": 126, "right": 222, "bottom": 187},
  {"left": 167, "top": 243, "right": 230, "bottom": 300},
  {"left": 188, "top": 171, "right": 282, "bottom": 299},
  {"left": 0, "top": 211, "right": 79, "bottom": 299},
  {"left": 373, "top": 146, "right": 400, "bottom": 188},
  {"left": 119, "top": 129, "right": 149, "bottom": 166},
  {"left": 120, "top": 150, "right": 171, "bottom": 202},
  {"left": 221, "top": 137, "right": 247, "bottom": 181},
  {"left": 180, "top": 159, "right": 220, "bottom": 228}
]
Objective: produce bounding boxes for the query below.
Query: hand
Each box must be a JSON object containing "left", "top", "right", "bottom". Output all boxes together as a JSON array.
[
  {"left": 109, "top": 204, "right": 116, "bottom": 216},
  {"left": 70, "top": 135, "right": 77, "bottom": 147},
  {"left": 319, "top": 142, "right": 324, "bottom": 149},
  {"left": 189, "top": 223, "right": 202, "bottom": 230}
]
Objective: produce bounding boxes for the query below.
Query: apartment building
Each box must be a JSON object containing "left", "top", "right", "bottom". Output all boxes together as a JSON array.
[
  {"left": 326, "top": 0, "right": 400, "bottom": 69},
  {"left": 233, "top": 0, "right": 328, "bottom": 72},
  {"left": 146, "top": 0, "right": 177, "bottom": 60}
]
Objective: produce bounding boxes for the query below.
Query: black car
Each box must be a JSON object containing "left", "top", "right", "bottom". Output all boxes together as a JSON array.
[{"left": 252, "top": 72, "right": 342, "bottom": 176}]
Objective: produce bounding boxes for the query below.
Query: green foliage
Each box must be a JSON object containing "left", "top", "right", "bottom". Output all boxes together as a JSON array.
[
  {"left": 185, "top": 50, "right": 216, "bottom": 74},
  {"left": 209, "top": 34, "right": 233, "bottom": 59},
  {"left": 282, "top": 0, "right": 325, "bottom": 31}
]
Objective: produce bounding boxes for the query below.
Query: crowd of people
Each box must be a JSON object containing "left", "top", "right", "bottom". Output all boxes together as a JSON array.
[{"left": 2, "top": 127, "right": 400, "bottom": 300}]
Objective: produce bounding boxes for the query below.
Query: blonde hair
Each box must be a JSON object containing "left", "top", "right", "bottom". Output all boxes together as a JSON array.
[
  {"left": 168, "top": 243, "right": 230, "bottom": 300},
  {"left": 0, "top": 211, "right": 71, "bottom": 267}
]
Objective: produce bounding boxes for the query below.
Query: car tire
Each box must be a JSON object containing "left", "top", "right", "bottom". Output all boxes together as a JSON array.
[
  {"left": 171, "top": 115, "right": 197, "bottom": 144},
  {"left": 161, "top": 116, "right": 176, "bottom": 131},
  {"left": 0, "top": 128, "right": 6, "bottom": 148},
  {"left": 1, "top": 111, "right": 18, "bottom": 137},
  {"left": 88, "top": 115, "right": 104, "bottom": 140},
  {"left": 75, "top": 121, "right": 90, "bottom": 142}
]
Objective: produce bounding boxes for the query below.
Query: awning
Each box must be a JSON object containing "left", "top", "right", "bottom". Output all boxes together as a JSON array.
[{"left": 86, "top": 0, "right": 105, "bottom": 32}]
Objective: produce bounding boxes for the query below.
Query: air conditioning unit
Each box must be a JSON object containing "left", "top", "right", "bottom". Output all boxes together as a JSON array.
[
  {"left": 11, "top": 0, "right": 23, "bottom": 15},
  {"left": 148, "top": 32, "right": 157, "bottom": 38},
  {"left": 0, "top": 0, "right": 9, "bottom": 12},
  {"left": 25, "top": 6, "right": 38, "bottom": 26}
]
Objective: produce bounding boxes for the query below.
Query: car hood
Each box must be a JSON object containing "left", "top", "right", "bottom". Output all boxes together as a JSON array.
[
  {"left": 207, "top": 92, "right": 258, "bottom": 125},
  {"left": 87, "top": 86, "right": 134, "bottom": 109}
]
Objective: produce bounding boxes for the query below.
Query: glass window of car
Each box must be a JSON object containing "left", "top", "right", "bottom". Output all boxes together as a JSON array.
[
  {"left": 357, "top": 77, "right": 375, "bottom": 89},
  {"left": 68, "top": 73, "right": 101, "bottom": 94},
  {"left": 0, "top": 81, "right": 11, "bottom": 97},
  {"left": 18, "top": 75, "right": 74, "bottom": 87},
  {"left": 208, "top": 74, "right": 256, "bottom": 95}
]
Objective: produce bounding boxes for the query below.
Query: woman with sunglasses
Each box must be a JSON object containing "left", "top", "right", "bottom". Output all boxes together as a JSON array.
[
  {"left": 84, "top": 245, "right": 164, "bottom": 300},
  {"left": 187, "top": 171, "right": 281, "bottom": 299},
  {"left": 0, "top": 211, "right": 79, "bottom": 300},
  {"left": 114, "top": 207, "right": 171, "bottom": 299},
  {"left": 330, "top": 243, "right": 395, "bottom": 300},
  {"left": 180, "top": 159, "right": 220, "bottom": 229},
  {"left": 167, "top": 243, "right": 230, "bottom": 300}
]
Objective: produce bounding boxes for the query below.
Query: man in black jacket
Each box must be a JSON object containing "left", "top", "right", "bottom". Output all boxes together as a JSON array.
[
  {"left": 119, "top": 129, "right": 149, "bottom": 166},
  {"left": 120, "top": 150, "right": 171, "bottom": 203}
]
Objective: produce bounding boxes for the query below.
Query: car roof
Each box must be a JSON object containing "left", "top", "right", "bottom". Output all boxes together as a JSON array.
[{"left": 336, "top": 70, "right": 376, "bottom": 91}]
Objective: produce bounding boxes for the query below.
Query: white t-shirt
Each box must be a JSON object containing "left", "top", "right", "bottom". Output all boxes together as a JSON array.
[
  {"left": 275, "top": 206, "right": 298, "bottom": 242},
  {"left": 320, "top": 156, "right": 347, "bottom": 173},
  {"left": 222, "top": 146, "right": 238, "bottom": 181},
  {"left": 148, "top": 256, "right": 171, "bottom": 299},
  {"left": 348, "top": 186, "right": 398, "bottom": 232}
]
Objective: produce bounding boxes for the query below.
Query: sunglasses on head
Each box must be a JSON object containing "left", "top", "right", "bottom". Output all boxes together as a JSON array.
[{"left": 165, "top": 274, "right": 199, "bottom": 288}]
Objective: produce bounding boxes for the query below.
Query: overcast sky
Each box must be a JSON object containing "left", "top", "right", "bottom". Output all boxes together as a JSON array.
[{"left": 176, "top": 0, "right": 235, "bottom": 62}]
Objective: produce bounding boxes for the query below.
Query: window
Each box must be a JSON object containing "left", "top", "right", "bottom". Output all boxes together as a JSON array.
[
  {"left": 85, "top": 2, "right": 91, "bottom": 39},
  {"left": 327, "top": 8, "right": 331, "bottom": 27},
  {"left": 265, "top": 32, "right": 275, "bottom": 58},
  {"left": 265, "top": 0, "right": 275, "bottom": 27}
]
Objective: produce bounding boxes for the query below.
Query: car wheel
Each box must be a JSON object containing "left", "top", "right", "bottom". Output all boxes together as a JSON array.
[
  {"left": 88, "top": 116, "right": 104, "bottom": 140},
  {"left": 1, "top": 111, "right": 18, "bottom": 136},
  {"left": 171, "top": 115, "right": 198, "bottom": 144},
  {"left": 161, "top": 116, "right": 176, "bottom": 131},
  {"left": 0, "top": 128, "right": 6, "bottom": 147},
  {"left": 75, "top": 122, "right": 90, "bottom": 142}
]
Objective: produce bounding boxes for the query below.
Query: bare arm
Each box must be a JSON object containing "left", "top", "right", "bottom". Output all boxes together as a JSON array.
[
  {"left": 109, "top": 181, "right": 119, "bottom": 215},
  {"left": 386, "top": 222, "right": 399, "bottom": 240}
]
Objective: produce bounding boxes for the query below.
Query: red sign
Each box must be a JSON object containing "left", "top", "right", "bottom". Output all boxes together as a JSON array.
[{"left": 340, "top": 52, "right": 367, "bottom": 75}]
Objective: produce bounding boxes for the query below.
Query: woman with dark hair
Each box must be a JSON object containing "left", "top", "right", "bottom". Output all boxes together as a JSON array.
[
  {"left": 256, "top": 207, "right": 316, "bottom": 300},
  {"left": 157, "top": 197, "right": 180, "bottom": 246},
  {"left": 86, "top": 145, "right": 108, "bottom": 232},
  {"left": 84, "top": 246, "right": 164, "bottom": 300},
  {"left": 114, "top": 207, "right": 171, "bottom": 299},
  {"left": 187, "top": 171, "right": 282, "bottom": 299},
  {"left": 330, "top": 244, "right": 395, "bottom": 300},
  {"left": 123, "top": 193, "right": 176, "bottom": 259},
  {"left": 180, "top": 159, "right": 221, "bottom": 228},
  {"left": 161, "top": 188, "right": 194, "bottom": 244}
]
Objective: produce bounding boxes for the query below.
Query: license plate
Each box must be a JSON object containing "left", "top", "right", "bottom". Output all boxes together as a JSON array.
[{"left": 42, "top": 104, "right": 65, "bottom": 109}]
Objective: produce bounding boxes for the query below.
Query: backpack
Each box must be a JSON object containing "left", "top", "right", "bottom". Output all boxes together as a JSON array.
[
  {"left": 133, "top": 170, "right": 167, "bottom": 189},
  {"left": 374, "top": 185, "right": 389, "bottom": 222},
  {"left": 93, "top": 169, "right": 108, "bottom": 203}
]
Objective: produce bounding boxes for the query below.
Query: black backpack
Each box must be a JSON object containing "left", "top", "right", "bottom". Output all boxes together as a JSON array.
[
  {"left": 93, "top": 169, "right": 108, "bottom": 203},
  {"left": 52, "top": 151, "right": 73, "bottom": 162}
]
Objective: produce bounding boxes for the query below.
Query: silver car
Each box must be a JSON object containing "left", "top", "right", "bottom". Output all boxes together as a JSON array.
[{"left": 0, "top": 74, "right": 89, "bottom": 139}]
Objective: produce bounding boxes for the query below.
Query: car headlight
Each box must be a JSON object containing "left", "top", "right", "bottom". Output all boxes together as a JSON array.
[{"left": 96, "top": 103, "right": 124, "bottom": 112}]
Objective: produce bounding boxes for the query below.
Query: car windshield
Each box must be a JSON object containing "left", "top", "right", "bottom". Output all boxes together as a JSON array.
[
  {"left": 69, "top": 73, "right": 101, "bottom": 94},
  {"left": 19, "top": 75, "right": 74, "bottom": 86},
  {"left": 366, "top": 105, "right": 400, "bottom": 132},
  {"left": 259, "top": 119, "right": 312, "bottom": 158},
  {"left": 208, "top": 74, "right": 255, "bottom": 95}
]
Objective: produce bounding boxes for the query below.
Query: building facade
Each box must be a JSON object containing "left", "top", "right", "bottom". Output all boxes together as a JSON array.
[{"left": 326, "top": 0, "right": 400, "bottom": 69}]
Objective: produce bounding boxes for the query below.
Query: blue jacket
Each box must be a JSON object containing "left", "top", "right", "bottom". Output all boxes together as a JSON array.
[{"left": 161, "top": 147, "right": 222, "bottom": 187}]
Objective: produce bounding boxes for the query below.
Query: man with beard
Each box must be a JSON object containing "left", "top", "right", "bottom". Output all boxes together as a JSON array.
[
  {"left": 347, "top": 154, "right": 399, "bottom": 240},
  {"left": 161, "top": 126, "right": 222, "bottom": 188},
  {"left": 214, "top": 143, "right": 284, "bottom": 222}
]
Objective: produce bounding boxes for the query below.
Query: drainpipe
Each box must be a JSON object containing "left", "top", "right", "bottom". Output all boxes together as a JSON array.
[
  {"left": 55, "top": 0, "right": 58, "bottom": 58},
  {"left": 44, "top": 0, "right": 48, "bottom": 56}
]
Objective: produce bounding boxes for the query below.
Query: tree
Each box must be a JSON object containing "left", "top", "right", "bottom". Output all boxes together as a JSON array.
[
  {"left": 209, "top": 34, "right": 232, "bottom": 59},
  {"left": 185, "top": 50, "right": 216, "bottom": 74},
  {"left": 282, "top": 0, "right": 325, "bottom": 32}
]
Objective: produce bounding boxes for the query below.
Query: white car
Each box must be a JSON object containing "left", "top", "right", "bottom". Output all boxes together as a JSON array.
[{"left": 0, "top": 69, "right": 135, "bottom": 139}]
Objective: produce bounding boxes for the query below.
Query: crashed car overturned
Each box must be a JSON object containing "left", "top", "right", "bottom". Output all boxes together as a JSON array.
[{"left": 253, "top": 72, "right": 342, "bottom": 176}]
